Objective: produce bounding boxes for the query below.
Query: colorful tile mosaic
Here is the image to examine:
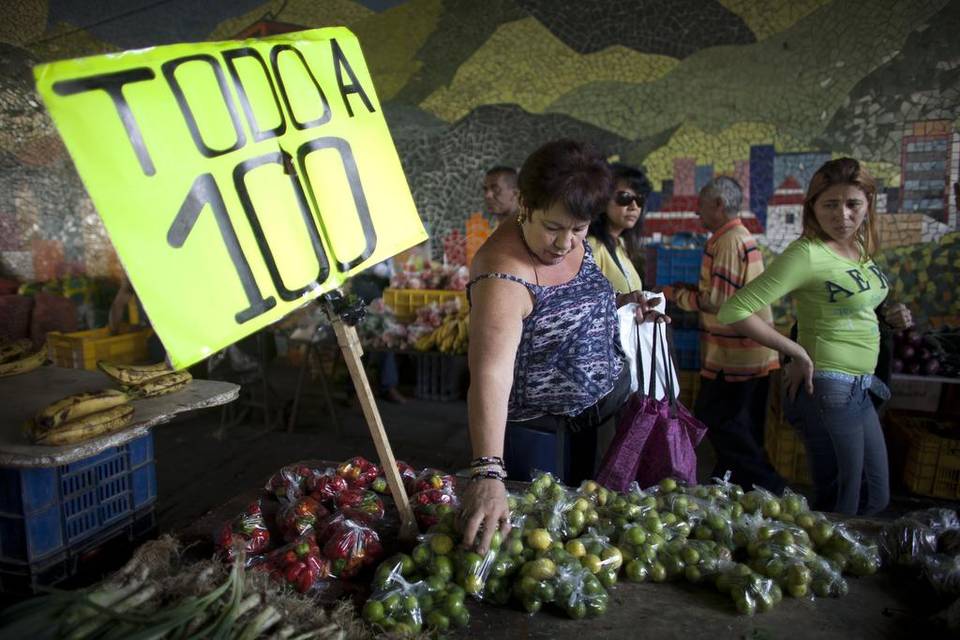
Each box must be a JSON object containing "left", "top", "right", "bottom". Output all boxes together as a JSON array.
[{"left": 0, "top": 0, "right": 957, "bottom": 325}]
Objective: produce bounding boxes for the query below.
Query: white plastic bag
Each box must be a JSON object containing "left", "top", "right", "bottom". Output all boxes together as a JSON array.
[{"left": 617, "top": 294, "right": 679, "bottom": 400}]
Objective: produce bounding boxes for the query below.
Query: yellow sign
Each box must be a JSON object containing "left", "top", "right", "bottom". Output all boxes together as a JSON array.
[{"left": 34, "top": 27, "right": 427, "bottom": 369}]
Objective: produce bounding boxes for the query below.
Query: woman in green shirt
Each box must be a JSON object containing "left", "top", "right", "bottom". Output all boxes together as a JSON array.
[
  {"left": 587, "top": 163, "right": 650, "bottom": 307},
  {"left": 717, "top": 158, "right": 912, "bottom": 515}
]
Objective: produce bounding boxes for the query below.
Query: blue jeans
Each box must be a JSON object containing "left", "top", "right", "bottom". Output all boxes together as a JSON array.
[{"left": 783, "top": 372, "right": 891, "bottom": 516}]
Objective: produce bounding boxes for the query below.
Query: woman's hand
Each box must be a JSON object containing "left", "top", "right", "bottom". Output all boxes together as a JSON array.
[
  {"left": 633, "top": 294, "right": 670, "bottom": 325},
  {"left": 616, "top": 290, "right": 644, "bottom": 308},
  {"left": 783, "top": 349, "right": 814, "bottom": 401},
  {"left": 882, "top": 303, "right": 913, "bottom": 331},
  {"left": 458, "top": 478, "right": 511, "bottom": 554}
]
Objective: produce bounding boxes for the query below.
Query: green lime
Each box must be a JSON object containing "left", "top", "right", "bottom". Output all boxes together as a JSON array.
[
  {"left": 430, "top": 533, "right": 454, "bottom": 555},
  {"left": 362, "top": 599, "right": 384, "bottom": 623},
  {"left": 425, "top": 610, "right": 449, "bottom": 631}
]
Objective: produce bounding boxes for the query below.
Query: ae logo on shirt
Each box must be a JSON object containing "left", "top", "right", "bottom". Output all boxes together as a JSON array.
[{"left": 825, "top": 265, "right": 887, "bottom": 303}]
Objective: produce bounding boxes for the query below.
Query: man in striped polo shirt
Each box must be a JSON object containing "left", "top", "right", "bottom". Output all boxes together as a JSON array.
[{"left": 663, "top": 177, "right": 785, "bottom": 493}]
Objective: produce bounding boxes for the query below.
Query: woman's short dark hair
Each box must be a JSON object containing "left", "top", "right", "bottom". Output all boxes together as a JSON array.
[{"left": 517, "top": 139, "right": 613, "bottom": 222}]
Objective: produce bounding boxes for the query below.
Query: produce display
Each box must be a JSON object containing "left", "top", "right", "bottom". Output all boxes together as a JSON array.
[
  {"left": 354, "top": 470, "right": 891, "bottom": 635},
  {"left": 892, "top": 327, "right": 960, "bottom": 378},
  {"left": 355, "top": 246, "right": 472, "bottom": 354},
  {"left": 389, "top": 260, "right": 469, "bottom": 291},
  {"left": 880, "top": 508, "right": 960, "bottom": 630},
  {"left": 0, "top": 338, "right": 47, "bottom": 377},
  {"left": 413, "top": 308, "right": 469, "bottom": 355},
  {"left": 215, "top": 456, "right": 415, "bottom": 594},
  {"left": 4, "top": 450, "right": 957, "bottom": 637},
  {"left": 216, "top": 459, "right": 918, "bottom": 635}
]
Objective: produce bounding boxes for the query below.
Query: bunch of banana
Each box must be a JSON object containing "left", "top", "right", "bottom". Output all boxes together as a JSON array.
[
  {"left": 98, "top": 361, "right": 192, "bottom": 398},
  {"left": 433, "top": 313, "right": 470, "bottom": 355},
  {"left": 0, "top": 339, "right": 47, "bottom": 378},
  {"left": 98, "top": 361, "right": 171, "bottom": 385},
  {"left": 28, "top": 389, "right": 134, "bottom": 445},
  {"left": 126, "top": 370, "right": 192, "bottom": 398},
  {"left": 413, "top": 330, "right": 438, "bottom": 352},
  {"left": 451, "top": 314, "right": 469, "bottom": 355}
]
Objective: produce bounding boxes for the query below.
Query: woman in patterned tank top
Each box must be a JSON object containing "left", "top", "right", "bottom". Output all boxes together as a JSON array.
[{"left": 460, "top": 140, "right": 667, "bottom": 553}]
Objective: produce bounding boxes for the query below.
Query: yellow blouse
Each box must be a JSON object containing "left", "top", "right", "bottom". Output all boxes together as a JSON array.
[{"left": 586, "top": 236, "right": 643, "bottom": 295}]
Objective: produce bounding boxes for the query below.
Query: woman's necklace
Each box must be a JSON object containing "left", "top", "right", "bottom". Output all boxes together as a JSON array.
[{"left": 517, "top": 223, "right": 542, "bottom": 285}]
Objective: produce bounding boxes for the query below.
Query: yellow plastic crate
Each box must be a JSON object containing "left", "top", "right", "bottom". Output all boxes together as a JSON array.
[
  {"left": 47, "top": 326, "right": 154, "bottom": 371},
  {"left": 891, "top": 414, "right": 960, "bottom": 499},
  {"left": 382, "top": 288, "right": 467, "bottom": 323},
  {"left": 764, "top": 408, "right": 811, "bottom": 485}
]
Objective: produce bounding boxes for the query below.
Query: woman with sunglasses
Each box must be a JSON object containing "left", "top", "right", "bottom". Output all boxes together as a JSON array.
[
  {"left": 717, "top": 158, "right": 913, "bottom": 516},
  {"left": 586, "top": 164, "right": 651, "bottom": 306}
]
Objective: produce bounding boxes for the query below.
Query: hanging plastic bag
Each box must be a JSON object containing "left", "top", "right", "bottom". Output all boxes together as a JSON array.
[
  {"left": 617, "top": 295, "right": 678, "bottom": 398},
  {"left": 215, "top": 499, "right": 271, "bottom": 562},
  {"left": 598, "top": 320, "right": 706, "bottom": 491}
]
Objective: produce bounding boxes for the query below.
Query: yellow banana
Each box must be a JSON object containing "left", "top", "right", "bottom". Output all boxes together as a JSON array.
[
  {"left": 414, "top": 332, "right": 436, "bottom": 351},
  {"left": 34, "top": 404, "right": 135, "bottom": 446},
  {"left": 35, "top": 389, "right": 131, "bottom": 431},
  {"left": 0, "top": 349, "right": 46, "bottom": 378},
  {"left": 0, "top": 339, "right": 34, "bottom": 364},
  {"left": 457, "top": 317, "right": 468, "bottom": 342},
  {"left": 126, "top": 370, "right": 192, "bottom": 398},
  {"left": 98, "top": 360, "right": 172, "bottom": 385},
  {"left": 440, "top": 333, "right": 456, "bottom": 353}
]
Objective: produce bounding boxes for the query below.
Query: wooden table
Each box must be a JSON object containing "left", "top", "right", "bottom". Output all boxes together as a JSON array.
[{"left": 0, "top": 364, "right": 239, "bottom": 467}]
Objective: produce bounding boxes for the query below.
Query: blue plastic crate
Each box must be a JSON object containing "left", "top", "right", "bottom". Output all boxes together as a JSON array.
[
  {"left": 0, "top": 506, "right": 156, "bottom": 594},
  {"left": 671, "top": 328, "right": 702, "bottom": 371},
  {"left": 504, "top": 424, "right": 572, "bottom": 484},
  {"left": 0, "top": 432, "right": 156, "bottom": 566},
  {"left": 654, "top": 246, "right": 702, "bottom": 287}
]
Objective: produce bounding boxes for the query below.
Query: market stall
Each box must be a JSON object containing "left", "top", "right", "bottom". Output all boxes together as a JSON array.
[
  {"left": 356, "top": 228, "right": 477, "bottom": 403},
  {"left": 0, "top": 362, "right": 239, "bottom": 593}
]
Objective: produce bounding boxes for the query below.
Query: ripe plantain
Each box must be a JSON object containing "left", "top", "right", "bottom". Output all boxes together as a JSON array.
[
  {"left": 0, "top": 339, "right": 34, "bottom": 364},
  {"left": 125, "top": 370, "right": 192, "bottom": 398},
  {"left": 98, "top": 360, "right": 172, "bottom": 385},
  {"left": 35, "top": 389, "right": 131, "bottom": 431},
  {"left": 0, "top": 348, "right": 47, "bottom": 378},
  {"left": 33, "top": 404, "right": 135, "bottom": 446}
]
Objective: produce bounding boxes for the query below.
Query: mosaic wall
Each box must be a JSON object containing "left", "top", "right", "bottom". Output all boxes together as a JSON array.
[{"left": 1, "top": 0, "right": 959, "bottom": 323}]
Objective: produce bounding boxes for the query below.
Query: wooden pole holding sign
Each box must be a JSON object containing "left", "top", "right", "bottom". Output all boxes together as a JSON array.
[{"left": 322, "top": 292, "right": 418, "bottom": 541}]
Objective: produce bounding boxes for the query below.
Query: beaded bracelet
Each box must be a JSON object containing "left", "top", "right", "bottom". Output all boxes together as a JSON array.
[
  {"left": 470, "top": 471, "right": 506, "bottom": 483},
  {"left": 470, "top": 456, "right": 505, "bottom": 469},
  {"left": 470, "top": 465, "right": 507, "bottom": 479}
]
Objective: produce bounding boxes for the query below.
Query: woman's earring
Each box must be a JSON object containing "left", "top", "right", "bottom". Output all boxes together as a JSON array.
[{"left": 517, "top": 211, "right": 524, "bottom": 225}]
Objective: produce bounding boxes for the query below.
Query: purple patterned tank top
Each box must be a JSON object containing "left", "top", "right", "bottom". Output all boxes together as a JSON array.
[{"left": 467, "top": 242, "right": 625, "bottom": 420}]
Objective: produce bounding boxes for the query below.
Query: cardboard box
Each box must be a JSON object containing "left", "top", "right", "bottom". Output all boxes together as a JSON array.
[{"left": 888, "top": 375, "right": 943, "bottom": 413}]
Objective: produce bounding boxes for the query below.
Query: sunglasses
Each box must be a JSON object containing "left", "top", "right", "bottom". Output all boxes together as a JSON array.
[{"left": 613, "top": 191, "right": 646, "bottom": 208}]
